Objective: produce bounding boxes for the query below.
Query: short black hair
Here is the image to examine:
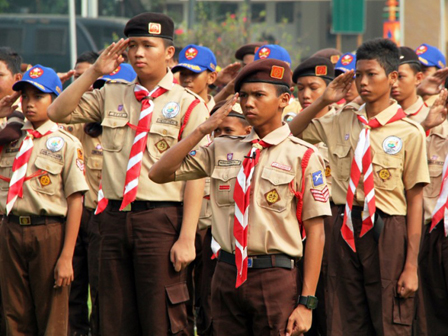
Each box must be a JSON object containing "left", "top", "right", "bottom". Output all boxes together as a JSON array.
[
  {"left": 163, "top": 38, "right": 174, "bottom": 49},
  {"left": 275, "top": 84, "right": 291, "bottom": 97},
  {"left": 76, "top": 51, "right": 99, "bottom": 65},
  {"left": 0, "top": 47, "right": 22, "bottom": 75},
  {"left": 356, "top": 38, "right": 399, "bottom": 75},
  {"left": 404, "top": 62, "right": 422, "bottom": 74}
]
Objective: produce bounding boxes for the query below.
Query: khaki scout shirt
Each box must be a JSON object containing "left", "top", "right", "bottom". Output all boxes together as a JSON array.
[
  {"left": 424, "top": 122, "right": 448, "bottom": 223},
  {"left": 60, "top": 123, "right": 103, "bottom": 210},
  {"left": 175, "top": 124, "right": 332, "bottom": 257},
  {"left": 66, "top": 70, "right": 209, "bottom": 201},
  {"left": 302, "top": 100, "right": 430, "bottom": 216},
  {"left": 0, "top": 120, "right": 89, "bottom": 216},
  {"left": 405, "top": 96, "right": 429, "bottom": 124}
]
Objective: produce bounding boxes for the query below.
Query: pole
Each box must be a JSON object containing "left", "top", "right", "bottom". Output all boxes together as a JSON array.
[
  {"left": 440, "top": 0, "right": 445, "bottom": 55},
  {"left": 336, "top": 34, "right": 342, "bottom": 51},
  {"left": 244, "top": 0, "right": 251, "bottom": 43},
  {"left": 357, "top": 34, "right": 363, "bottom": 47},
  {"left": 188, "top": 0, "right": 195, "bottom": 30},
  {"left": 69, "top": 0, "right": 77, "bottom": 70},
  {"left": 399, "top": 0, "right": 405, "bottom": 46}
]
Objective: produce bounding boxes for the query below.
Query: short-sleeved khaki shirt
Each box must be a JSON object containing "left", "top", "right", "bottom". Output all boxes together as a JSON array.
[
  {"left": 66, "top": 70, "right": 210, "bottom": 201},
  {"left": 0, "top": 120, "right": 89, "bottom": 216},
  {"left": 405, "top": 96, "right": 429, "bottom": 124},
  {"left": 302, "top": 100, "right": 430, "bottom": 215},
  {"left": 424, "top": 122, "right": 448, "bottom": 223},
  {"left": 175, "top": 124, "right": 331, "bottom": 257}
]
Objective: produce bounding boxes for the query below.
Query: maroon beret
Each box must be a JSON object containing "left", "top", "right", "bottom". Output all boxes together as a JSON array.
[
  {"left": 311, "top": 48, "right": 342, "bottom": 64},
  {"left": 124, "top": 12, "right": 174, "bottom": 40},
  {"left": 235, "top": 43, "right": 265, "bottom": 60},
  {"left": 234, "top": 59, "right": 292, "bottom": 93}
]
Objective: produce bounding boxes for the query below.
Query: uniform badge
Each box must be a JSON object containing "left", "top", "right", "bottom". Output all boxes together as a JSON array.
[
  {"left": 109, "top": 66, "right": 121, "bottom": 76},
  {"left": 416, "top": 45, "right": 428, "bottom": 55},
  {"left": 118, "top": 104, "right": 123, "bottom": 111},
  {"left": 330, "top": 55, "right": 340, "bottom": 64},
  {"left": 345, "top": 134, "right": 350, "bottom": 141},
  {"left": 265, "top": 189, "right": 280, "bottom": 205},
  {"left": 341, "top": 54, "right": 354, "bottom": 66},
  {"left": 155, "top": 139, "right": 170, "bottom": 153},
  {"left": 382, "top": 136, "right": 402, "bottom": 155},
  {"left": 315, "top": 65, "right": 327, "bottom": 76},
  {"left": 29, "top": 67, "right": 44, "bottom": 79},
  {"left": 219, "top": 185, "right": 230, "bottom": 191},
  {"left": 270, "top": 65, "right": 285, "bottom": 80},
  {"left": 227, "top": 153, "right": 233, "bottom": 160},
  {"left": 67, "top": 126, "right": 73, "bottom": 132},
  {"left": 378, "top": 168, "right": 391, "bottom": 181},
  {"left": 96, "top": 144, "right": 102, "bottom": 151},
  {"left": 76, "top": 159, "right": 84, "bottom": 172},
  {"left": 325, "top": 165, "right": 331, "bottom": 177},
  {"left": 258, "top": 47, "right": 271, "bottom": 59},
  {"left": 271, "top": 162, "right": 292, "bottom": 172},
  {"left": 148, "top": 22, "right": 161, "bottom": 35},
  {"left": 189, "top": 150, "right": 196, "bottom": 156},
  {"left": 39, "top": 174, "right": 51, "bottom": 187},
  {"left": 185, "top": 47, "right": 198, "bottom": 60},
  {"left": 432, "top": 155, "right": 439, "bottom": 161},
  {"left": 162, "top": 102, "right": 180, "bottom": 119},
  {"left": 310, "top": 185, "right": 329, "bottom": 203},
  {"left": 77, "top": 148, "right": 84, "bottom": 160},
  {"left": 46, "top": 137, "right": 65, "bottom": 152},
  {"left": 312, "top": 171, "right": 324, "bottom": 187}
]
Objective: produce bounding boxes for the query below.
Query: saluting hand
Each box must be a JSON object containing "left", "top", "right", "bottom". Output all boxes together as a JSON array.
[
  {"left": 57, "top": 70, "right": 75, "bottom": 84},
  {"left": 215, "top": 62, "right": 242, "bottom": 87},
  {"left": 321, "top": 70, "right": 355, "bottom": 106},
  {"left": 198, "top": 94, "right": 239, "bottom": 135},
  {"left": 285, "top": 305, "right": 312, "bottom": 336},
  {"left": 0, "top": 91, "right": 20, "bottom": 118},
  {"left": 92, "top": 38, "right": 129, "bottom": 76},
  {"left": 54, "top": 255, "right": 74, "bottom": 288},
  {"left": 417, "top": 67, "right": 448, "bottom": 97},
  {"left": 421, "top": 89, "right": 448, "bottom": 131}
]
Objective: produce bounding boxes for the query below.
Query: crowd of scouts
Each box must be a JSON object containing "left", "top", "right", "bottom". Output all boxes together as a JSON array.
[{"left": 0, "top": 10, "right": 447, "bottom": 336}]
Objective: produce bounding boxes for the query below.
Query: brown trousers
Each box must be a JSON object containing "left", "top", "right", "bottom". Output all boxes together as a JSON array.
[
  {"left": 330, "top": 207, "right": 414, "bottom": 336},
  {"left": 0, "top": 218, "right": 69, "bottom": 336},
  {"left": 211, "top": 260, "right": 298, "bottom": 336},
  {"left": 98, "top": 205, "right": 190, "bottom": 336},
  {"left": 419, "top": 223, "right": 448, "bottom": 336}
]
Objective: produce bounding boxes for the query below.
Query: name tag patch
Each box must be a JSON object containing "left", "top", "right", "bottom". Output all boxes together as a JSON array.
[
  {"left": 108, "top": 111, "right": 128, "bottom": 118},
  {"left": 218, "top": 160, "right": 242, "bottom": 166},
  {"left": 40, "top": 149, "right": 63, "bottom": 161},
  {"left": 156, "top": 118, "right": 178, "bottom": 126},
  {"left": 271, "top": 162, "right": 291, "bottom": 172}
]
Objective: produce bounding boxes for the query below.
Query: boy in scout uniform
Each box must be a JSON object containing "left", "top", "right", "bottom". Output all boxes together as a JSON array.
[
  {"left": 288, "top": 38, "right": 430, "bottom": 335},
  {"left": 149, "top": 58, "right": 331, "bottom": 336},
  {"left": 0, "top": 64, "right": 88, "bottom": 335},
  {"left": 47, "top": 12, "right": 210, "bottom": 336}
]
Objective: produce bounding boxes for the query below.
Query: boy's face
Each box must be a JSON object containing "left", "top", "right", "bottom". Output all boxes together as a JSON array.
[
  {"left": 355, "top": 59, "right": 397, "bottom": 104},
  {"left": 21, "top": 84, "right": 52, "bottom": 129},
  {"left": 127, "top": 37, "right": 174, "bottom": 79},
  {"left": 178, "top": 68, "right": 216, "bottom": 97},
  {"left": 421, "top": 65, "right": 437, "bottom": 79},
  {"left": 296, "top": 76, "right": 327, "bottom": 109},
  {"left": 0, "top": 60, "right": 22, "bottom": 100},
  {"left": 213, "top": 116, "right": 251, "bottom": 137},
  {"left": 242, "top": 54, "right": 255, "bottom": 67},
  {"left": 239, "top": 82, "right": 289, "bottom": 129},
  {"left": 391, "top": 64, "right": 422, "bottom": 103},
  {"left": 74, "top": 61, "right": 93, "bottom": 80},
  {"left": 345, "top": 80, "right": 359, "bottom": 103}
]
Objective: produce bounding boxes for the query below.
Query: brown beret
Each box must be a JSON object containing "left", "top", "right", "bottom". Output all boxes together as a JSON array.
[
  {"left": 235, "top": 43, "right": 265, "bottom": 60},
  {"left": 292, "top": 56, "right": 335, "bottom": 83},
  {"left": 234, "top": 59, "right": 292, "bottom": 93},
  {"left": 210, "top": 100, "right": 245, "bottom": 118},
  {"left": 124, "top": 12, "right": 174, "bottom": 40},
  {"left": 399, "top": 46, "right": 421, "bottom": 66},
  {"left": 311, "top": 48, "right": 342, "bottom": 64}
]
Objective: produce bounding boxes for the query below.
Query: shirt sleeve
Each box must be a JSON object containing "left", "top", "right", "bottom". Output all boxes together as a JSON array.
[
  {"left": 175, "top": 142, "right": 215, "bottom": 181},
  {"left": 68, "top": 89, "right": 105, "bottom": 124},
  {"left": 302, "top": 112, "right": 336, "bottom": 146},
  {"left": 403, "top": 126, "right": 431, "bottom": 190},
  {"left": 62, "top": 138, "right": 89, "bottom": 198}
]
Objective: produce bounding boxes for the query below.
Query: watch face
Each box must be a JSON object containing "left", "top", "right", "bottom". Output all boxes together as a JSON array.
[{"left": 307, "top": 296, "right": 318, "bottom": 309}]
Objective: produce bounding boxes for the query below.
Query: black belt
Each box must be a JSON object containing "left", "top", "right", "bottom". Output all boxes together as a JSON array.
[
  {"left": 108, "top": 200, "right": 183, "bottom": 212},
  {"left": 3, "top": 215, "right": 64, "bottom": 226},
  {"left": 218, "top": 250, "right": 297, "bottom": 270}
]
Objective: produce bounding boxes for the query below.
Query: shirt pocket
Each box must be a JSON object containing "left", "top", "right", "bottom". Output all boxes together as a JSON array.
[
  {"left": 0, "top": 156, "right": 14, "bottom": 191},
  {"left": 333, "top": 145, "right": 351, "bottom": 181},
  {"left": 30, "top": 155, "right": 64, "bottom": 195},
  {"left": 101, "top": 117, "right": 128, "bottom": 152},
  {"left": 86, "top": 156, "right": 103, "bottom": 172},
  {"left": 425, "top": 164, "right": 443, "bottom": 197},
  {"left": 147, "top": 122, "right": 179, "bottom": 160},
  {"left": 256, "top": 167, "right": 295, "bottom": 213},
  {"left": 211, "top": 166, "right": 240, "bottom": 207},
  {"left": 372, "top": 153, "right": 403, "bottom": 191}
]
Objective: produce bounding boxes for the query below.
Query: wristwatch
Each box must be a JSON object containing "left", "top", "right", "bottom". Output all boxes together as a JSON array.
[{"left": 297, "top": 295, "right": 318, "bottom": 310}]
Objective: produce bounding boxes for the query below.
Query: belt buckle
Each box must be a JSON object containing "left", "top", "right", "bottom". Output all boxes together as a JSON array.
[
  {"left": 121, "top": 203, "right": 132, "bottom": 212},
  {"left": 247, "top": 257, "right": 253, "bottom": 268},
  {"left": 19, "top": 216, "right": 31, "bottom": 225}
]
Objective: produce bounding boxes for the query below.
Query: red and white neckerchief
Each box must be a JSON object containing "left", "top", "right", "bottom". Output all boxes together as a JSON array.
[
  {"left": 341, "top": 106, "right": 406, "bottom": 251},
  {"left": 430, "top": 155, "right": 448, "bottom": 236},
  {"left": 95, "top": 180, "right": 108, "bottom": 215},
  {"left": 119, "top": 84, "right": 168, "bottom": 210},
  {"left": 233, "top": 139, "right": 271, "bottom": 288},
  {"left": 6, "top": 125, "right": 58, "bottom": 215}
]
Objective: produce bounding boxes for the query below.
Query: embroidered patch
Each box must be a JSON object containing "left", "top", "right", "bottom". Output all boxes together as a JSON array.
[
  {"left": 330, "top": 55, "right": 340, "bottom": 64},
  {"left": 40, "top": 149, "right": 63, "bottom": 161},
  {"left": 310, "top": 186, "right": 329, "bottom": 203},
  {"left": 110, "top": 65, "right": 121, "bottom": 76},
  {"left": 378, "top": 168, "right": 391, "bottom": 181},
  {"left": 76, "top": 159, "right": 84, "bottom": 172},
  {"left": 56, "top": 86, "right": 61, "bottom": 94},
  {"left": 258, "top": 47, "right": 271, "bottom": 59},
  {"left": 218, "top": 160, "right": 242, "bottom": 166},
  {"left": 118, "top": 104, "right": 123, "bottom": 111},
  {"left": 77, "top": 148, "right": 84, "bottom": 160},
  {"left": 271, "top": 162, "right": 292, "bottom": 172},
  {"left": 270, "top": 65, "right": 285, "bottom": 80},
  {"left": 382, "top": 136, "right": 402, "bottom": 155},
  {"left": 315, "top": 65, "right": 327, "bottom": 76},
  {"left": 265, "top": 189, "right": 280, "bottom": 205},
  {"left": 325, "top": 165, "right": 331, "bottom": 178},
  {"left": 416, "top": 45, "right": 428, "bottom": 55},
  {"left": 189, "top": 150, "right": 197, "bottom": 156},
  {"left": 108, "top": 111, "right": 128, "bottom": 118},
  {"left": 148, "top": 22, "right": 161, "bottom": 35},
  {"left": 155, "top": 139, "right": 170, "bottom": 153},
  {"left": 312, "top": 171, "right": 324, "bottom": 187},
  {"left": 39, "top": 174, "right": 51, "bottom": 187},
  {"left": 219, "top": 185, "right": 230, "bottom": 191},
  {"left": 162, "top": 102, "right": 180, "bottom": 119},
  {"left": 156, "top": 118, "right": 178, "bottom": 126},
  {"left": 345, "top": 134, "right": 350, "bottom": 141},
  {"left": 46, "top": 137, "right": 64, "bottom": 152},
  {"left": 227, "top": 153, "right": 233, "bottom": 160},
  {"left": 341, "top": 54, "right": 354, "bottom": 66},
  {"left": 29, "top": 67, "right": 44, "bottom": 78},
  {"left": 67, "top": 126, "right": 73, "bottom": 132},
  {"left": 185, "top": 47, "right": 198, "bottom": 60}
]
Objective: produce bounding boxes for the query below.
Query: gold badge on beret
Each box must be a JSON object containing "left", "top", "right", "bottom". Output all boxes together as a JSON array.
[
  {"left": 265, "top": 189, "right": 280, "bottom": 205},
  {"left": 315, "top": 65, "right": 327, "bottom": 76},
  {"left": 270, "top": 65, "right": 285, "bottom": 80},
  {"left": 148, "top": 22, "right": 161, "bottom": 35},
  {"left": 330, "top": 55, "right": 340, "bottom": 64}
]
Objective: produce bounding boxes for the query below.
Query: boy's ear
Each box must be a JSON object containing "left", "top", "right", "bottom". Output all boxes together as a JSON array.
[
  {"left": 165, "top": 46, "right": 175, "bottom": 61},
  {"left": 207, "top": 71, "right": 218, "bottom": 85},
  {"left": 14, "top": 73, "right": 22, "bottom": 82},
  {"left": 389, "top": 70, "right": 398, "bottom": 85},
  {"left": 415, "top": 71, "right": 424, "bottom": 86},
  {"left": 279, "top": 92, "right": 291, "bottom": 109},
  {"left": 245, "top": 125, "right": 252, "bottom": 134}
]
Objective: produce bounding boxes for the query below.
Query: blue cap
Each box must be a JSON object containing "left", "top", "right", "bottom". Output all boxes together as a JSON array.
[
  {"left": 172, "top": 44, "right": 217, "bottom": 73},
  {"left": 253, "top": 45, "right": 291, "bottom": 67},
  {"left": 13, "top": 64, "right": 62, "bottom": 96},
  {"left": 93, "top": 63, "right": 137, "bottom": 89},
  {"left": 415, "top": 44, "right": 446, "bottom": 69},
  {"left": 335, "top": 53, "right": 356, "bottom": 75}
]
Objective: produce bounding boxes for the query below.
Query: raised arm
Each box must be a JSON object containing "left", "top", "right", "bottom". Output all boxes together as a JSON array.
[{"left": 47, "top": 39, "right": 129, "bottom": 123}]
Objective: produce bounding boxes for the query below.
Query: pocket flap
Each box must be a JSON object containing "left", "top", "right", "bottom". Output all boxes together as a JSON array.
[
  {"left": 0, "top": 156, "right": 14, "bottom": 168},
  {"left": 211, "top": 166, "right": 241, "bottom": 182},
  {"left": 429, "top": 164, "right": 443, "bottom": 178},
  {"left": 333, "top": 145, "right": 351, "bottom": 158},
  {"left": 165, "top": 282, "right": 190, "bottom": 305},
  {"left": 86, "top": 156, "right": 103, "bottom": 170},
  {"left": 35, "top": 155, "right": 63, "bottom": 174},
  {"left": 150, "top": 122, "right": 178, "bottom": 139},
  {"left": 261, "top": 167, "right": 295, "bottom": 185},
  {"left": 101, "top": 117, "right": 128, "bottom": 128},
  {"left": 372, "top": 153, "right": 402, "bottom": 168}
]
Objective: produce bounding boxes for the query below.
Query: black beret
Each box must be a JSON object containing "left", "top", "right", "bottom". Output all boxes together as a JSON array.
[
  {"left": 210, "top": 100, "right": 245, "bottom": 119},
  {"left": 124, "top": 12, "right": 174, "bottom": 40},
  {"left": 399, "top": 46, "right": 421, "bottom": 66},
  {"left": 311, "top": 48, "right": 342, "bottom": 64},
  {"left": 234, "top": 59, "right": 292, "bottom": 93},
  {"left": 235, "top": 43, "right": 265, "bottom": 60},
  {"left": 292, "top": 56, "right": 335, "bottom": 83}
]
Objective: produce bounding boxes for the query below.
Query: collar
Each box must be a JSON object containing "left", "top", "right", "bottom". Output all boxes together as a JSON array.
[
  {"left": 22, "top": 119, "right": 57, "bottom": 134},
  {"left": 356, "top": 99, "right": 401, "bottom": 126},
  {"left": 405, "top": 96, "right": 424, "bottom": 115},
  {"left": 241, "top": 123, "right": 290, "bottom": 146},
  {"left": 134, "top": 68, "right": 175, "bottom": 91}
]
